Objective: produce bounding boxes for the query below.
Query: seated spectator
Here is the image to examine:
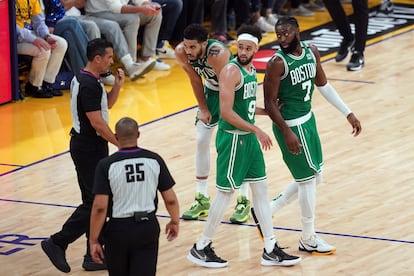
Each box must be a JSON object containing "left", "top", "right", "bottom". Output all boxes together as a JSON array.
[
  {"left": 16, "top": 0, "right": 67, "bottom": 98},
  {"left": 228, "top": 0, "right": 274, "bottom": 34},
  {"left": 290, "top": 0, "right": 314, "bottom": 17},
  {"left": 155, "top": 0, "right": 183, "bottom": 59},
  {"left": 85, "top": 0, "right": 170, "bottom": 73},
  {"left": 42, "top": 0, "right": 95, "bottom": 73},
  {"left": 61, "top": 0, "right": 156, "bottom": 81}
]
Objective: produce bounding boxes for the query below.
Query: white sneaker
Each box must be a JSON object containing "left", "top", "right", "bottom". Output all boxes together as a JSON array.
[
  {"left": 299, "top": 235, "right": 336, "bottom": 255},
  {"left": 127, "top": 60, "right": 156, "bottom": 81},
  {"left": 152, "top": 58, "right": 170, "bottom": 71},
  {"left": 254, "top": 16, "right": 275, "bottom": 33},
  {"left": 157, "top": 44, "right": 176, "bottom": 59},
  {"left": 266, "top": 14, "right": 278, "bottom": 26},
  {"left": 291, "top": 5, "right": 314, "bottom": 17},
  {"left": 101, "top": 74, "right": 115, "bottom": 86}
]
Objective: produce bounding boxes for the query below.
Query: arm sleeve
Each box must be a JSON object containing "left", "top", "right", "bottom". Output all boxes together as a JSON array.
[
  {"left": 317, "top": 82, "right": 352, "bottom": 117},
  {"left": 16, "top": 25, "right": 37, "bottom": 43},
  {"left": 31, "top": 13, "right": 50, "bottom": 38}
]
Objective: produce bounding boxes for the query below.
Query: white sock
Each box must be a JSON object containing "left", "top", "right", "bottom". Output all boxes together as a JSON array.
[
  {"left": 264, "top": 237, "right": 276, "bottom": 254},
  {"left": 270, "top": 181, "right": 298, "bottom": 214},
  {"left": 298, "top": 179, "right": 316, "bottom": 240},
  {"left": 270, "top": 172, "right": 323, "bottom": 215},
  {"left": 196, "top": 179, "right": 208, "bottom": 197},
  {"left": 238, "top": 182, "right": 249, "bottom": 198},
  {"left": 120, "top": 54, "right": 134, "bottom": 69},
  {"left": 196, "top": 190, "right": 233, "bottom": 250}
]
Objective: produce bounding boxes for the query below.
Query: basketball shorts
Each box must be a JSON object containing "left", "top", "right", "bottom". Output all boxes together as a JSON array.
[
  {"left": 195, "top": 86, "right": 220, "bottom": 127},
  {"left": 215, "top": 129, "right": 266, "bottom": 191},
  {"left": 272, "top": 113, "right": 323, "bottom": 182}
]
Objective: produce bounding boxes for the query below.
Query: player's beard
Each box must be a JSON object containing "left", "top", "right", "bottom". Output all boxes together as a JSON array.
[
  {"left": 280, "top": 36, "right": 299, "bottom": 54},
  {"left": 187, "top": 48, "right": 203, "bottom": 61},
  {"left": 237, "top": 55, "right": 253, "bottom": 66}
]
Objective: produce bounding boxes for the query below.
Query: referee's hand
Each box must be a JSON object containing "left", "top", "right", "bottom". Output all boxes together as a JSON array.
[
  {"left": 165, "top": 220, "right": 179, "bottom": 241},
  {"left": 90, "top": 242, "right": 104, "bottom": 264}
]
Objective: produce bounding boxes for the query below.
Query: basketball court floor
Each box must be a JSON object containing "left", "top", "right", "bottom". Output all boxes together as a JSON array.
[{"left": 1, "top": 1, "right": 413, "bottom": 275}]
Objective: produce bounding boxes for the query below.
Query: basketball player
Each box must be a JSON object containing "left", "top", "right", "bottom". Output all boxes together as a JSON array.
[
  {"left": 41, "top": 38, "right": 123, "bottom": 272},
  {"left": 90, "top": 117, "right": 179, "bottom": 276},
  {"left": 187, "top": 25, "right": 301, "bottom": 268},
  {"left": 175, "top": 24, "right": 251, "bottom": 223},
  {"left": 256, "top": 16, "right": 361, "bottom": 255}
]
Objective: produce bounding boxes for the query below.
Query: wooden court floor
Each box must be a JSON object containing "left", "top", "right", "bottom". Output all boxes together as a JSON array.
[{"left": 1, "top": 1, "right": 414, "bottom": 275}]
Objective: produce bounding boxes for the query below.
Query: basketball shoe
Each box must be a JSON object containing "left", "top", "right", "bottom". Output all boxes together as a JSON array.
[
  {"left": 299, "top": 234, "right": 336, "bottom": 255},
  {"left": 347, "top": 51, "right": 364, "bottom": 71},
  {"left": 229, "top": 195, "right": 250, "bottom": 224},
  {"left": 335, "top": 39, "right": 355, "bottom": 62},
  {"left": 182, "top": 192, "right": 210, "bottom": 220},
  {"left": 261, "top": 243, "right": 302, "bottom": 266},
  {"left": 187, "top": 242, "right": 228, "bottom": 268}
]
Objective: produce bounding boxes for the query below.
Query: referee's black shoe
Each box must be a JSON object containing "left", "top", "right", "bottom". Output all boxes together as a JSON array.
[
  {"left": 82, "top": 254, "right": 107, "bottom": 271},
  {"left": 335, "top": 39, "right": 355, "bottom": 62},
  {"left": 41, "top": 238, "right": 70, "bottom": 273}
]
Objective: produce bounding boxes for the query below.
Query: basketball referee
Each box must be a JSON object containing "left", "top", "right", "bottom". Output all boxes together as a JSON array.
[
  {"left": 41, "top": 38, "right": 124, "bottom": 273},
  {"left": 90, "top": 117, "right": 180, "bottom": 276}
]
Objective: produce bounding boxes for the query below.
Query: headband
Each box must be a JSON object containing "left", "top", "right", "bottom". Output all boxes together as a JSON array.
[{"left": 237, "top": 33, "right": 258, "bottom": 45}]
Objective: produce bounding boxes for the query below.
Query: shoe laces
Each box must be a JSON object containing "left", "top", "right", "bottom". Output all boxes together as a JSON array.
[
  {"left": 204, "top": 244, "right": 225, "bottom": 261},
  {"left": 234, "top": 198, "right": 249, "bottom": 213},
  {"left": 273, "top": 243, "right": 294, "bottom": 259},
  {"left": 189, "top": 195, "right": 207, "bottom": 210}
]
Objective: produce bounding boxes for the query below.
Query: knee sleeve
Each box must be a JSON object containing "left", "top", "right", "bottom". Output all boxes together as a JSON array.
[{"left": 195, "top": 122, "right": 214, "bottom": 177}]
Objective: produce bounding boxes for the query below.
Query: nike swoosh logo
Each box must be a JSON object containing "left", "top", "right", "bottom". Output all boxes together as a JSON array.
[
  {"left": 288, "top": 61, "right": 295, "bottom": 66},
  {"left": 304, "top": 243, "right": 318, "bottom": 249},
  {"left": 193, "top": 250, "right": 207, "bottom": 261}
]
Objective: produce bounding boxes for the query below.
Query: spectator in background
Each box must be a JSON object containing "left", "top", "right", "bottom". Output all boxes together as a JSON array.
[
  {"left": 323, "top": 0, "right": 368, "bottom": 71},
  {"left": 228, "top": 0, "right": 277, "bottom": 34},
  {"left": 155, "top": 0, "right": 183, "bottom": 59},
  {"left": 61, "top": 0, "right": 153, "bottom": 81},
  {"left": 290, "top": 0, "right": 314, "bottom": 17},
  {"left": 205, "top": 0, "right": 231, "bottom": 45},
  {"left": 16, "top": 0, "right": 67, "bottom": 98},
  {"left": 42, "top": 0, "right": 101, "bottom": 78},
  {"left": 85, "top": 0, "right": 170, "bottom": 73},
  {"left": 170, "top": 0, "right": 204, "bottom": 47}
]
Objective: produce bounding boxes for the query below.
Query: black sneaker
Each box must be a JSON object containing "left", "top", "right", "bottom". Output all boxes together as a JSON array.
[
  {"left": 347, "top": 51, "right": 365, "bottom": 71},
  {"left": 82, "top": 254, "right": 107, "bottom": 271},
  {"left": 378, "top": 0, "right": 393, "bottom": 14},
  {"left": 261, "top": 243, "right": 301, "bottom": 266},
  {"left": 250, "top": 207, "right": 264, "bottom": 241},
  {"left": 335, "top": 39, "right": 355, "bottom": 62},
  {"left": 43, "top": 82, "right": 63, "bottom": 96},
  {"left": 41, "top": 238, "right": 71, "bottom": 273},
  {"left": 187, "top": 242, "right": 228, "bottom": 268},
  {"left": 25, "top": 82, "right": 53, "bottom": 98}
]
